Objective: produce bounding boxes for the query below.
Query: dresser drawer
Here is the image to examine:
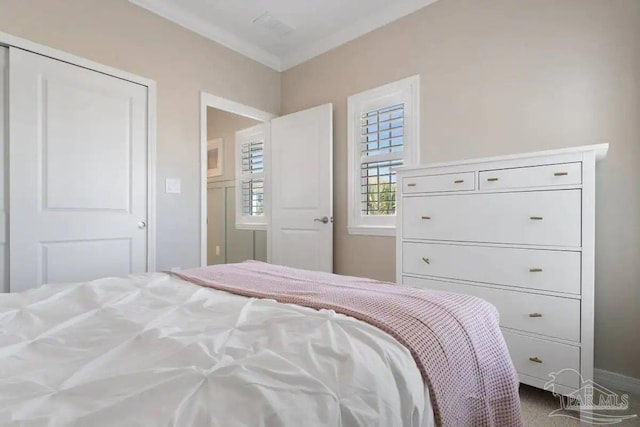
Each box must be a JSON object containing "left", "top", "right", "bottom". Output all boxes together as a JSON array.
[
  {"left": 403, "top": 276, "right": 580, "bottom": 341},
  {"left": 502, "top": 331, "right": 580, "bottom": 389},
  {"left": 479, "top": 163, "right": 582, "bottom": 190},
  {"left": 403, "top": 172, "right": 474, "bottom": 194},
  {"left": 402, "top": 190, "right": 581, "bottom": 247},
  {"left": 402, "top": 242, "right": 581, "bottom": 294}
]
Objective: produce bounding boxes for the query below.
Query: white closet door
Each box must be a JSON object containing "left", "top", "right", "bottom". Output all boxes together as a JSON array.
[
  {"left": 9, "top": 48, "right": 148, "bottom": 292},
  {"left": 270, "top": 104, "right": 333, "bottom": 272},
  {"left": 0, "top": 47, "right": 7, "bottom": 293}
]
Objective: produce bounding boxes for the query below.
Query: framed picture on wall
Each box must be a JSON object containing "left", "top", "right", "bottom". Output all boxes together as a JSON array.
[{"left": 208, "top": 138, "right": 224, "bottom": 178}]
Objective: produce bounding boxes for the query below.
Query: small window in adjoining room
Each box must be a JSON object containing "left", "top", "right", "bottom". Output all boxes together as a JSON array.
[
  {"left": 236, "top": 124, "right": 268, "bottom": 230},
  {"left": 347, "top": 75, "right": 420, "bottom": 236},
  {"left": 241, "top": 141, "right": 265, "bottom": 216}
]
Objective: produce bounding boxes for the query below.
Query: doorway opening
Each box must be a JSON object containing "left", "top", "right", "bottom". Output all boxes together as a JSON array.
[{"left": 199, "top": 93, "right": 275, "bottom": 266}]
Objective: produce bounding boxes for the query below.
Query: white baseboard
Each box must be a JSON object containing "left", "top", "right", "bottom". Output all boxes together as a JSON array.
[{"left": 595, "top": 369, "right": 640, "bottom": 396}]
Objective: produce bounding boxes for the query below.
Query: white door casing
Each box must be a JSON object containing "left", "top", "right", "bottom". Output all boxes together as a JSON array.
[
  {"left": 9, "top": 48, "right": 148, "bottom": 292},
  {"left": 199, "top": 92, "right": 275, "bottom": 267},
  {"left": 269, "top": 104, "right": 333, "bottom": 272},
  {"left": 0, "top": 47, "right": 7, "bottom": 293}
]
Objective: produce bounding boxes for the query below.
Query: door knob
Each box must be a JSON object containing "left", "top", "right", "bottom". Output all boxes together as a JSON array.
[
  {"left": 138, "top": 221, "right": 147, "bottom": 229},
  {"left": 314, "top": 216, "right": 329, "bottom": 224}
]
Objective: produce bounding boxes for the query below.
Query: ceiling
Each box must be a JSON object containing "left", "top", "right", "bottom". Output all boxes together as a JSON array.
[{"left": 129, "top": 0, "right": 440, "bottom": 71}]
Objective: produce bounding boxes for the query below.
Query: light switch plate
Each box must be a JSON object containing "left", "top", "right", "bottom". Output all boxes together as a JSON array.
[{"left": 165, "top": 178, "right": 181, "bottom": 194}]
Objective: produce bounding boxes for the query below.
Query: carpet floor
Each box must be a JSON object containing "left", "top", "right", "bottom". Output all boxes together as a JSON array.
[{"left": 519, "top": 384, "right": 640, "bottom": 426}]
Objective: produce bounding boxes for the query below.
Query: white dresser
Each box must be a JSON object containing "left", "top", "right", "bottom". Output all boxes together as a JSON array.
[{"left": 396, "top": 144, "right": 608, "bottom": 395}]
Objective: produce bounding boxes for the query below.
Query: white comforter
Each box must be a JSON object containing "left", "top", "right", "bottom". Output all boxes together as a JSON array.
[{"left": 0, "top": 273, "right": 432, "bottom": 427}]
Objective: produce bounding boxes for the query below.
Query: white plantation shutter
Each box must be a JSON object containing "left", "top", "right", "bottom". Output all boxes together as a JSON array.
[
  {"left": 240, "top": 141, "right": 265, "bottom": 216},
  {"left": 348, "top": 76, "right": 420, "bottom": 236},
  {"left": 360, "top": 104, "right": 404, "bottom": 216},
  {"left": 236, "top": 124, "right": 269, "bottom": 230}
]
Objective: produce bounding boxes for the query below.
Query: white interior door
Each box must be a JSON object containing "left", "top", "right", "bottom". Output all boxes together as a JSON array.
[
  {"left": 0, "top": 47, "right": 7, "bottom": 293},
  {"left": 9, "top": 47, "right": 148, "bottom": 292},
  {"left": 270, "top": 104, "right": 333, "bottom": 272}
]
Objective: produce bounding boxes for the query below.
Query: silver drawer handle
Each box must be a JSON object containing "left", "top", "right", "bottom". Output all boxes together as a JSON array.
[
  {"left": 530, "top": 216, "right": 543, "bottom": 220},
  {"left": 487, "top": 177, "right": 499, "bottom": 182},
  {"left": 407, "top": 183, "right": 416, "bottom": 187},
  {"left": 422, "top": 257, "right": 430, "bottom": 264},
  {"left": 421, "top": 216, "right": 431, "bottom": 220},
  {"left": 529, "top": 313, "right": 543, "bottom": 318},
  {"left": 529, "top": 268, "right": 543, "bottom": 273},
  {"left": 554, "top": 172, "right": 568, "bottom": 176},
  {"left": 529, "top": 357, "right": 543, "bottom": 364},
  {"left": 454, "top": 179, "right": 464, "bottom": 184}
]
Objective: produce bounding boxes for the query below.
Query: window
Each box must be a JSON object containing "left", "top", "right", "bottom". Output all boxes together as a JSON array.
[
  {"left": 236, "top": 124, "right": 268, "bottom": 230},
  {"left": 347, "top": 75, "right": 420, "bottom": 236},
  {"left": 241, "top": 142, "right": 265, "bottom": 216}
]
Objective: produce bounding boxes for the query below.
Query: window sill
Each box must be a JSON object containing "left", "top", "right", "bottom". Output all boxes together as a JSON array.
[
  {"left": 348, "top": 225, "right": 396, "bottom": 237},
  {"left": 236, "top": 223, "right": 268, "bottom": 231}
]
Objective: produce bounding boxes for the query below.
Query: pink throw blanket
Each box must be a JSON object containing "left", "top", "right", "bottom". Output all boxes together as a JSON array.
[{"left": 175, "top": 261, "right": 523, "bottom": 426}]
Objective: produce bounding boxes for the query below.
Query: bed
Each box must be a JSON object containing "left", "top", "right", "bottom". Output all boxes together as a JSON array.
[{"left": 0, "top": 261, "right": 522, "bottom": 426}]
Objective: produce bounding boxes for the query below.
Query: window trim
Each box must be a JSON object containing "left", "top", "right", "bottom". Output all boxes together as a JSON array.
[
  {"left": 347, "top": 75, "right": 420, "bottom": 237},
  {"left": 235, "top": 123, "right": 269, "bottom": 231}
]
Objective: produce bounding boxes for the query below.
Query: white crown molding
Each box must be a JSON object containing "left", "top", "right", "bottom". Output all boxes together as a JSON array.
[
  {"left": 128, "top": 0, "right": 283, "bottom": 71},
  {"left": 280, "top": 0, "right": 440, "bottom": 70},
  {"left": 129, "top": 0, "right": 441, "bottom": 72}
]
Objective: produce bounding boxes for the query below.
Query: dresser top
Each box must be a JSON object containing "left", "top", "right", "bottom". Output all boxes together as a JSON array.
[{"left": 399, "top": 143, "right": 608, "bottom": 172}]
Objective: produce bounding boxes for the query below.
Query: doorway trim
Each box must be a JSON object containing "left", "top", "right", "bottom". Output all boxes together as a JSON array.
[
  {"left": 200, "top": 92, "right": 275, "bottom": 267},
  {"left": 0, "top": 30, "right": 158, "bottom": 272}
]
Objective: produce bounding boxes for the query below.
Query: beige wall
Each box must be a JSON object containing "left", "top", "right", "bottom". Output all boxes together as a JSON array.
[
  {"left": 207, "top": 107, "right": 261, "bottom": 183},
  {"left": 282, "top": 0, "right": 640, "bottom": 379},
  {"left": 0, "top": 0, "right": 281, "bottom": 271}
]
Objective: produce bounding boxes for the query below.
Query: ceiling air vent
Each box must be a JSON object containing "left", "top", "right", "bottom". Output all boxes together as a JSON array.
[{"left": 252, "top": 12, "right": 294, "bottom": 39}]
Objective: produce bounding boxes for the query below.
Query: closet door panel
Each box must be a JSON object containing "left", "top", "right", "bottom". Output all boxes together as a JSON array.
[
  {"left": 9, "top": 48, "right": 148, "bottom": 292},
  {"left": 44, "top": 79, "right": 132, "bottom": 211}
]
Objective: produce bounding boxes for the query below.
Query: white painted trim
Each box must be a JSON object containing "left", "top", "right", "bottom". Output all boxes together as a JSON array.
[
  {"left": 128, "top": 0, "right": 282, "bottom": 71},
  {"left": 348, "top": 226, "right": 396, "bottom": 237},
  {"left": 127, "top": 0, "right": 441, "bottom": 71},
  {"left": 236, "top": 224, "right": 268, "bottom": 232},
  {"left": 281, "top": 0, "right": 441, "bottom": 70},
  {"left": 347, "top": 75, "right": 420, "bottom": 236},
  {"left": 146, "top": 82, "right": 157, "bottom": 272},
  {"left": 201, "top": 93, "right": 276, "bottom": 123},
  {"left": 0, "top": 30, "right": 158, "bottom": 273},
  {"left": 0, "top": 31, "right": 155, "bottom": 87},
  {"left": 200, "top": 92, "right": 276, "bottom": 267},
  {"left": 595, "top": 369, "right": 640, "bottom": 396},
  {"left": 0, "top": 47, "right": 7, "bottom": 293}
]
